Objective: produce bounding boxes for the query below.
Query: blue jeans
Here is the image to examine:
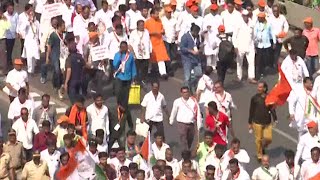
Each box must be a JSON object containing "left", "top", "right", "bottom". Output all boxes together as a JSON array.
[
  {"left": 182, "top": 61, "right": 200, "bottom": 92},
  {"left": 305, "top": 56, "right": 319, "bottom": 77}
]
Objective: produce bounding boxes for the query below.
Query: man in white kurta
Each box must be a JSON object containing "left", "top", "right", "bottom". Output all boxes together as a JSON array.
[
  {"left": 221, "top": 1, "right": 242, "bottom": 36},
  {"left": 106, "top": 24, "right": 128, "bottom": 60},
  {"left": 252, "top": 155, "right": 278, "bottom": 180},
  {"left": 197, "top": 66, "right": 214, "bottom": 117},
  {"left": 73, "top": 6, "right": 92, "bottom": 55},
  {"left": 61, "top": 0, "right": 74, "bottom": 33},
  {"left": 300, "top": 146, "right": 320, "bottom": 180},
  {"left": 86, "top": 95, "right": 110, "bottom": 137},
  {"left": 94, "top": 0, "right": 113, "bottom": 32},
  {"left": 232, "top": 10, "right": 256, "bottom": 82},
  {"left": 127, "top": 0, "right": 143, "bottom": 32},
  {"left": 276, "top": 150, "right": 301, "bottom": 180},
  {"left": 202, "top": 4, "right": 221, "bottom": 71},
  {"left": 294, "top": 121, "right": 320, "bottom": 166}
]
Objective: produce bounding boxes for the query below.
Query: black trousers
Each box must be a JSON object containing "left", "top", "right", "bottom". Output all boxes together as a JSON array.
[
  {"left": 148, "top": 121, "right": 164, "bottom": 138},
  {"left": 114, "top": 79, "right": 133, "bottom": 129},
  {"left": 135, "top": 59, "right": 149, "bottom": 83},
  {"left": 24, "top": 148, "right": 33, "bottom": 162},
  {"left": 6, "top": 38, "right": 15, "bottom": 67},
  {"left": 217, "top": 61, "right": 230, "bottom": 85},
  {"left": 20, "top": 39, "right": 25, "bottom": 56},
  {"left": 255, "top": 47, "right": 272, "bottom": 79}
]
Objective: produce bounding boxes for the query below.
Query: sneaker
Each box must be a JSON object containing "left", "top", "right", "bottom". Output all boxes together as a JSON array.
[
  {"left": 40, "top": 77, "right": 46, "bottom": 84},
  {"left": 58, "top": 89, "right": 64, "bottom": 99}
]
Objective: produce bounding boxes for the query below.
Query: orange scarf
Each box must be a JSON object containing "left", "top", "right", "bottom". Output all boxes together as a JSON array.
[{"left": 68, "top": 105, "right": 88, "bottom": 140}]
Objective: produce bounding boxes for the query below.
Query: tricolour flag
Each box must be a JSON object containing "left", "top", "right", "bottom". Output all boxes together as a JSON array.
[
  {"left": 140, "top": 132, "right": 156, "bottom": 166},
  {"left": 305, "top": 93, "right": 320, "bottom": 117},
  {"left": 265, "top": 64, "right": 292, "bottom": 106}
]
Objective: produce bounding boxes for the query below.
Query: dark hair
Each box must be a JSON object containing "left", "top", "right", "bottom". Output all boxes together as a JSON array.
[
  {"left": 181, "top": 150, "right": 191, "bottom": 160},
  {"left": 190, "top": 23, "right": 200, "bottom": 32},
  {"left": 88, "top": 22, "right": 96, "bottom": 28},
  {"left": 182, "top": 159, "right": 192, "bottom": 166},
  {"left": 180, "top": 86, "right": 189, "bottom": 92},
  {"left": 206, "top": 165, "right": 216, "bottom": 171},
  {"left": 67, "top": 123, "right": 75, "bottom": 129},
  {"left": 231, "top": 138, "right": 240, "bottom": 145},
  {"left": 151, "top": 81, "right": 160, "bottom": 87},
  {"left": 101, "top": 0, "right": 108, "bottom": 5},
  {"left": 229, "top": 158, "right": 239, "bottom": 165},
  {"left": 68, "top": 41, "right": 77, "bottom": 53},
  {"left": 20, "top": 107, "right": 28, "bottom": 113},
  {"left": 120, "top": 166, "right": 129, "bottom": 172},
  {"left": 154, "top": 132, "right": 164, "bottom": 139},
  {"left": 204, "top": 131, "right": 214, "bottom": 137},
  {"left": 303, "top": 77, "right": 312, "bottom": 84},
  {"left": 150, "top": 7, "right": 160, "bottom": 15},
  {"left": 42, "top": 120, "right": 51, "bottom": 127},
  {"left": 226, "top": 0, "right": 235, "bottom": 5},
  {"left": 215, "top": 144, "right": 226, "bottom": 151},
  {"left": 289, "top": 49, "right": 298, "bottom": 55},
  {"left": 164, "top": 165, "right": 173, "bottom": 171},
  {"left": 284, "top": 149, "right": 295, "bottom": 159},
  {"left": 129, "top": 162, "right": 138, "bottom": 169},
  {"left": 57, "top": 19, "right": 65, "bottom": 28},
  {"left": 93, "top": 93, "right": 103, "bottom": 100},
  {"left": 60, "top": 152, "right": 70, "bottom": 161},
  {"left": 98, "top": 152, "right": 108, "bottom": 158},
  {"left": 207, "top": 101, "right": 218, "bottom": 111},
  {"left": 118, "top": 4, "right": 127, "bottom": 12},
  {"left": 115, "top": 24, "right": 123, "bottom": 30},
  {"left": 112, "top": 15, "right": 121, "bottom": 23},
  {"left": 117, "top": 147, "right": 126, "bottom": 152},
  {"left": 137, "top": 20, "right": 144, "bottom": 26},
  {"left": 294, "top": 27, "right": 303, "bottom": 33},
  {"left": 120, "top": 41, "right": 128, "bottom": 46},
  {"left": 42, "top": 94, "right": 50, "bottom": 100},
  {"left": 6, "top": 2, "right": 14, "bottom": 8},
  {"left": 74, "top": 95, "right": 85, "bottom": 103},
  {"left": 18, "top": 88, "right": 27, "bottom": 95},
  {"left": 25, "top": 4, "right": 33, "bottom": 11},
  {"left": 152, "top": 165, "right": 161, "bottom": 171},
  {"left": 214, "top": 80, "right": 224, "bottom": 87},
  {"left": 63, "top": 134, "right": 73, "bottom": 140},
  {"left": 311, "top": 147, "right": 320, "bottom": 153},
  {"left": 245, "top": 1, "right": 254, "bottom": 8},
  {"left": 258, "top": 81, "right": 268, "bottom": 93},
  {"left": 126, "top": 130, "right": 137, "bottom": 137},
  {"left": 136, "top": 169, "right": 145, "bottom": 176},
  {"left": 205, "top": 66, "right": 213, "bottom": 75}
]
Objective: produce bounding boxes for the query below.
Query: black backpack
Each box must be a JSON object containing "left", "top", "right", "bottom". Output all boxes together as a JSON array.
[{"left": 218, "top": 37, "right": 235, "bottom": 63}]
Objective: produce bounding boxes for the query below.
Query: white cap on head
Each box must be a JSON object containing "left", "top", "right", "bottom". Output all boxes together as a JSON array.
[
  {"left": 242, "top": 9, "right": 249, "bottom": 15},
  {"left": 129, "top": 0, "right": 136, "bottom": 3}
]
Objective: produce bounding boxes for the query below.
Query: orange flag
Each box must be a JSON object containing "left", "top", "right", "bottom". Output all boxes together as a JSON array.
[
  {"left": 265, "top": 65, "right": 292, "bottom": 106},
  {"left": 309, "top": 172, "right": 320, "bottom": 180},
  {"left": 140, "top": 133, "right": 150, "bottom": 161}
]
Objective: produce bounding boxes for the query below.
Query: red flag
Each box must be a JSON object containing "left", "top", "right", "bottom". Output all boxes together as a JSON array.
[
  {"left": 265, "top": 65, "right": 292, "bottom": 106},
  {"left": 140, "top": 133, "right": 150, "bottom": 161}
]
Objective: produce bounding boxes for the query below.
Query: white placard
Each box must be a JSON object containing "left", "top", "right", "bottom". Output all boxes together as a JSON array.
[
  {"left": 91, "top": 45, "right": 108, "bottom": 61},
  {"left": 42, "top": 3, "right": 63, "bottom": 19}
]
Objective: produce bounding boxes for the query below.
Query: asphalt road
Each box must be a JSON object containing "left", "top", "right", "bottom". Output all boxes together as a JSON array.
[{"left": 0, "top": 0, "right": 301, "bottom": 175}]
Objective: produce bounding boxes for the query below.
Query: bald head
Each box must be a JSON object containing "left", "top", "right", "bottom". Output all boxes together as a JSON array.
[{"left": 261, "top": 155, "right": 270, "bottom": 168}]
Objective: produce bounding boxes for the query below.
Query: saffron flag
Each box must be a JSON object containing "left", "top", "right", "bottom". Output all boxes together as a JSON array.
[
  {"left": 140, "top": 132, "right": 150, "bottom": 161},
  {"left": 309, "top": 172, "right": 320, "bottom": 180},
  {"left": 265, "top": 65, "right": 292, "bottom": 106}
]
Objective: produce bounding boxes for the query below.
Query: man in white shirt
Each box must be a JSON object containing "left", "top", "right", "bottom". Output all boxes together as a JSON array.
[
  {"left": 94, "top": 0, "right": 113, "bottom": 32},
  {"left": 205, "top": 81, "right": 236, "bottom": 120},
  {"left": 141, "top": 81, "right": 169, "bottom": 137},
  {"left": 222, "top": 158, "right": 250, "bottom": 180},
  {"left": 288, "top": 77, "right": 313, "bottom": 139},
  {"left": 106, "top": 24, "right": 128, "bottom": 61},
  {"left": 87, "top": 139, "right": 100, "bottom": 163},
  {"left": 276, "top": 149, "right": 301, "bottom": 180},
  {"left": 161, "top": 5, "right": 177, "bottom": 72},
  {"left": 28, "top": 0, "right": 46, "bottom": 20},
  {"left": 17, "top": 4, "right": 33, "bottom": 54},
  {"left": 8, "top": 88, "right": 34, "bottom": 122},
  {"left": 252, "top": 155, "right": 279, "bottom": 180},
  {"left": 5, "top": 58, "right": 29, "bottom": 102},
  {"left": 12, "top": 107, "right": 40, "bottom": 161},
  {"left": 205, "top": 144, "right": 228, "bottom": 180},
  {"left": 202, "top": 4, "right": 221, "bottom": 71},
  {"left": 40, "top": 141, "right": 61, "bottom": 180},
  {"left": 165, "top": 148, "right": 180, "bottom": 178},
  {"left": 294, "top": 120, "right": 320, "bottom": 166},
  {"left": 268, "top": 4, "right": 289, "bottom": 68},
  {"left": 4, "top": 2, "right": 18, "bottom": 67},
  {"left": 252, "top": 0, "right": 267, "bottom": 23},
  {"left": 73, "top": 6, "right": 92, "bottom": 55},
  {"left": 109, "top": 147, "right": 132, "bottom": 177},
  {"left": 129, "top": 20, "right": 152, "bottom": 85},
  {"left": 151, "top": 132, "right": 170, "bottom": 160},
  {"left": 222, "top": 138, "right": 250, "bottom": 171},
  {"left": 61, "top": 0, "right": 74, "bottom": 33},
  {"left": 197, "top": 66, "right": 214, "bottom": 117},
  {"left": 87, "top": 94, "right": 110, "bottom": 138},
  {"left": 169, "top": 86, "right": 202, "bottom": 150},
  {"left": 300, "top": 147, "right": 320, "bottom": 179},
  {"left": 221, "top": 0, "right": 242, "bottom": 36},
  {"left": 127, "top": 0, "right": 143, "bottom": 32},
  {"left": 232, "top": 10, "right": 256, "bottom": 83},
  {"left": 176, "top": 1, "right": 192, "bottom": 43}
]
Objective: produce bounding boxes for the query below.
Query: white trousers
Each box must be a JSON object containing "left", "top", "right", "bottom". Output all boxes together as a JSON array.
[
  {"left": 27, "top": 57, "right": 36, "bottom": 73},
  {"left": 237, "top": 50, "right": 255, "bottom": 80},
  {"left": 158, "top": 61, "right": 167, "bottom": 75},
  {"left": 206, "top": 54, "right": 217, "bottom": 69}
]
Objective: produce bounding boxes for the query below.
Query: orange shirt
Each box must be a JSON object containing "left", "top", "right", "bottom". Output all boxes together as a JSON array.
[
  {"left": 303, "top": 27, "right": 320, "bottom": 56},
  {"left": 145, "top": 17, "right": 169, "bottom": 62}
]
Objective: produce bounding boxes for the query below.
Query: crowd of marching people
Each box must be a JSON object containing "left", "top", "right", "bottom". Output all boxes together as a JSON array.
[{"left": 0, "top": 0, "right": 320, "bottom": 178}]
